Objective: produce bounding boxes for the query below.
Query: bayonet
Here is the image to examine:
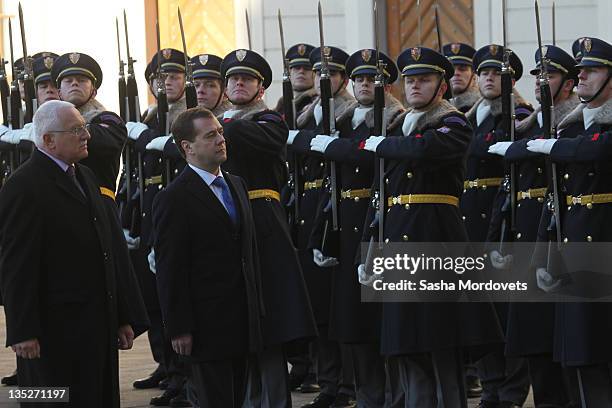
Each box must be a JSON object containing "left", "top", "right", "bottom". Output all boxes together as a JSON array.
[
  {"left": 178, "top": 6, "right": 197, "bottom": 109},
  {"left": 245, "top": 9, "right": 252, "bottom": 50},
  {"left": 18, "top": 2, "right": 35, "bottom": 123}
]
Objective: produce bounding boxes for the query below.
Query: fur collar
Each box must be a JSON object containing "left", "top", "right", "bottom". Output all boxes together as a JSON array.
[
  {"left": 222, "top": 99, "right": 268, "bottom": 121},
  {"left": 78, "top": 98, "right": 107, "bottom": 123},
  {"left": 296, "top": 88, "right": 356, "bottom": 129},
  {"left": 558, "top": 97, "right": 612, "bottom": 130},
  {"left": 465, "top": 88, "right": 531, "bottom": 121},
  {"left": 335, "top": 92, "right": 406, "bottom": 131},
  {"left": 273, "top": 87, "right": 317, "bottom": 113},
  {"left": 516, "top": 93, "right": 580, "bottom": 133},
  {"left": 451, "top": 81, "right": 480, "bottom": 112},
  {"left": 212, "top": 98, "right": 232, "bottom": 118},
  {"left": 391, "top": 99, "right": 460, "bottom": 133},
  {"left": 143, "top": 95, "right": 187, "bottom": 132}
]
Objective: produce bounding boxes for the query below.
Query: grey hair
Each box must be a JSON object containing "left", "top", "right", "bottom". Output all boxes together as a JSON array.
[{"left": 32, "top": 100, "right": 77, "bottom": 148}]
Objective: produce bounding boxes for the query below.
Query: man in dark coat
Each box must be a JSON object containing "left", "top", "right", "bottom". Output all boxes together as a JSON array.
[
  {"left": 443, "top": 43, "right": 480, "bottom": 114},
  {"left": 488, "top": 44, "right": 580, "bottom": 408},
  {"left": 152, "top": 107, "right": 263, "bottom": 407},
  {"left": 362, "top": 46, "right": 503, "bottom": 408},
  {"left": 527, "top": 37, "right": 612, "bottom": 407},
  {"left": 0, "top": 100, "right": 138, "bottom": 408},
  {"left": 219, "top": 48, "right": 317, "bottom": 408}
]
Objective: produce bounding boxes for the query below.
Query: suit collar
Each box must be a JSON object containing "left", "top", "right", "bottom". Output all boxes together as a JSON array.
[{"left": 30, "top": 150, "right": 88, "bottom": 204}]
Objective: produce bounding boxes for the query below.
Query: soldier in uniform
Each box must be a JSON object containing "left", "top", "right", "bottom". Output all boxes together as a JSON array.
[
  {"left": 526, "top": 37, "right": 612, "bottom": 407},
  {"left": 361, "top": 46, "right": 502, "bottom": 408},
  {"left": 219, "top": 48, "right": 317, "bottom": 408},
  {"left": 461, "top": 44, "right": 533, "bottom": 408},
  {"left": 309, "top": 48, "right": 404, "bottom": 407},
  {"left": 275, "top": 43, "right": 318, "bottom": 116},
  {"left": 288, "top": 46, "right": 357, "bottom": 408},
  {"left": 443, "top": 43, "right": 480, "bottom": 114},
  {"left": 488, "top": 44, "right": 580, "bottom": 408},
  {"left": 124, "top": 49, "right": 191, "bottom": 407}
]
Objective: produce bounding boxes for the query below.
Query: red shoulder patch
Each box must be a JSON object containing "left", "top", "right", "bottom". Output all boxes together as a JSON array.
[{"left": 591, "top": 133, "right": 600, "bottom": 141}]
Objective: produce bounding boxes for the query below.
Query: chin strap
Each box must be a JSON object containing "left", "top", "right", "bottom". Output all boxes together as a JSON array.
[
  {"left": 414, "top": 75, "right": 444, "bottom": 110},
  {"left": 227, "top": 81, "right": 262, "bottom": 106},
  {"left": 580, "top": 71, "right": 611, "bottom": 104}
]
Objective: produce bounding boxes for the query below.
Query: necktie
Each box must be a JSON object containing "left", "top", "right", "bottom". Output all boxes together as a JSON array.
[
  {"left": 66, "top": 165, "right": 86, "bottom": 197},
  {"left": 212, "top": 176, "right": 239, "bottom": 226}
]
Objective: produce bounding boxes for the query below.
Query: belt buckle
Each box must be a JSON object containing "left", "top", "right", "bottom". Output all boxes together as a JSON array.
[
  {"left": 344, "top": 189, "right": 351, "bottom": 199},
  {"left": 572, "top": 196, "right": 582, "bottom": 205},
  {"left": 469, "top": 180, "right": 478, "bottom": 188},
  {"left": 524, "top": 190, "right": 531, "bottom": 199},
  {"left": 392, "top": 196, "right": 400, "bottom": 205}
]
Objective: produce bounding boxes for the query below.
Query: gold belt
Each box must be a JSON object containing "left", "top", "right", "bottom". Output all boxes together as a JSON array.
[
  {"left": 304, "top": 179, "right": 324, "bottom": 191},
  {"left": 145, "top": 175, "right": 163, "bottom": 186},
  {"left": 387, "top": 194, "right": 459, "bottom": 207},
  {"left": 517, "top": 187, "right": 547, "bottom": 201},
  {"left": 463, "top": 178, "right": 503, "bottom": 190},
  {"left": 340, "top": 188, "right": 371, "bottom": 200},
  {"left": 566, "top": 193, "right": 612, "bottom": 206},
  {"left": 100, "top": 187, "right": 116, "bottom": 201},
  {"left": 248, "top": 189, "right": 280, "bottom": 202}
]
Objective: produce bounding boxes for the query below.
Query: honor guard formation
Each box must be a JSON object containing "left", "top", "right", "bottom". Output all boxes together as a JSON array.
[{"left": 0, "top": 1, "right": 611, "bottom": 407}]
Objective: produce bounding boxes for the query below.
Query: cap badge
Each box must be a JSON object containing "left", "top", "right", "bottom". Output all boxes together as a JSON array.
[
  {"left": 584, "top": 38, "right": 592, "bottom": 53},
  {"left": 236, "top": 49, "right": 247, "bottom": 62},
  {"left": 68, "top": 52, "right": 80, "bottom": 65},
  {"left": 361, "top": 49, "right": 372, "bottom": 63},
  {"left": 199, "top": 54, "right": 209, "bottom": 65},
  {"left": 162, "top": 49, "right": 172, "bottom": 60},
  {"left": 489, "top": 45, "right": 499, "bottom": 56},
  {"left": 44, "top": 56, "right": 54, "bottom": 70},
  {"left": 411, "top": 47, "right": 421, "bottom": 61},
  {"left": 451, "top": 43, "right": 461, "bottom": 55},
  {"left": 297, "top": 44, "right": 306, "bottom": 56}
]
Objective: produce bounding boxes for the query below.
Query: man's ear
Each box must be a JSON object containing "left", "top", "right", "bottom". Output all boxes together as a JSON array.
[
  {"left": 181, "top": 140, "right": 191, "bottom": 155},
  {"left": 42, "top": 133, "right": 54, "bottom": 148}
]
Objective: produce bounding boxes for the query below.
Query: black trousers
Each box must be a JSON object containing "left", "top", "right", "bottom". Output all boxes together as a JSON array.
[
  {"left": 349, "top": 343, "right": 386, "bottom": 407},
  {"left": 190, "top": 357, "right": 248, "bottom": 408},
  {"left": 314, "top": 325, "right": 355, "bottom": 398},
  {"left": 476, "top": 350, "right": 529, "bottom": 405},
  {"left": 527, "top": 354, "right": 575, "bottom": 407},
  {"left": 573, "top": 364, "right": 612, "bottom": 408}
]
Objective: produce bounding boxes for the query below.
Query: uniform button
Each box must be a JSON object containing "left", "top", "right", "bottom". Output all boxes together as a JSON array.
[
  {"left": 142, "top": 212, "right": 146, "bottom": 217},
  {"left": 567, "top": 206, "right": 572, "bottom": 211},
  {"left": 354, "top": 197, "right": 360, "bottom": 202},
  {"left": 158, "top": 184, "right": 162, "bottom": 190},
  {"left": 481, "top": 185, "right": 487, "bottom": 190},
  {"left": 517, "top": 203, "right": 521, "bottom": 208},
  {"left": 339, "top": 227, "right": 342, "bottom": 232},
  {"left": 463, "top": 189, "right": 467, "bottom": 193},
  {"left": 406, "top": 172, "right": 413, "bottom": 178},
  {"left": 564, "top": 173, "right": 569, "bottom": 180},
  {"left": 404, "top": 204, "right": 410, "bottom": 210},
  {"left": 93, "top": 216, "right": 97, "bottom": 222},
  {"left": 353, "top": 227, "right": 359, "bottom": 232},
  {"left": 304, "top": 166, "right": 308, "bottom": 171},
  {"left": 174, "top": 169, "right": 178, "bottom": 174},
  {"left": 384, "top": 238, "right": 390, "bottom": 243},
  {"left": 537, "top": 197, "right": 544, "bottom": 203},
  {"left": 519, "top": 173, "right": 523, "bottom": 178},
  {"left": 516, "top": 232, "right": 522, "bottom": 239},
  {"left": 158, "top": 158, "right": 162, "bottom": 163},
  {"left": 481, "top": 213, "right": 487, "bottom": 219},
  {"left": 103, "top": 252, "right": 108, "bottom": 260},
  {"left": 537, "top": 167, "right": 543, "bottom": 174},
  {"left": 586, "top": 235, "right": 593, "bottom": 242},
  {"left": 385, "top": 178, "right": 389, "bottom": 184},
  {"left": 143, "top": 161, "right": 147, "bottom": 166},
  {"left": 299, "top": 220, "right": 305, "bottom": 225},
  {"left": 319, "top": 162, "right": 324, "bottom": 167},
  {"left": 402, "top": 235, "right": 409, "bottom": 241},
  {"left": 387, "top": 208, "right": 391, "bottom": 213},
  {"left": 563, "top": 237, "right": 568, "bottom": 243},
  {"left": 588, "top": 172, "right": 594, "bottom": 177},
  {"left": 462, "top": 216, "right": 466, "bottom": 220},
  {"left": 302, "top": 193, "right": 306, "bottom": 197},
  {"left": 355, "top": 167, "right": 360, "bottom": 173},
  {"left": 586, "top": 203, "right": 593, "bottom": 209}
]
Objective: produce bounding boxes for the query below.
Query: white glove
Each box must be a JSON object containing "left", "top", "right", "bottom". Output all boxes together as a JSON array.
[
  {"left": 310, "top": 134, "right": 338, "bottom": 153},
  {"left": 0, "top": 124, "right": 9, "bottom": 136},
  {"left": 536, "top": 267, "right": 564, "bottom": 293},
  {"left": 357, "top": 263, "right": 379, "bottom": 287},
  {"left": 364, "top": 135, "right": 385, "bottom": 153},
  {"left": 146, "top": 135, "right": 171, "bottom": 151},
  {"left": 488, "top": 141, "right": 512, "bottom": 157},
  {"left": 125, "top": 121, "right": 149, "bottom": 140},
  {"left": 147, "top": 248, "right": 156, "bottom": 274},
  {"left": 287, "top": 129, "right": 299, "bottom": 145},
  {"left": 313, "top": 248, "right": 339, "bottom": 268},
  {"left": 527, "top": 138, "right": 557, "bottom": 155},
  {"left": 122, "top": 228, "right": 140, "bottom": 251},
  {"left": 489, "top": 250, "right": 513, "bottom": 270},
  {"left": 1, "top": 127, "right": 32, "bottom": 144}
]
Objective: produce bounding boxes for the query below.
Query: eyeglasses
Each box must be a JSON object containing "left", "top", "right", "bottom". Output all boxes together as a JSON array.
[{"left": 49, "top": 124, "right": 90, "bottom": 137}]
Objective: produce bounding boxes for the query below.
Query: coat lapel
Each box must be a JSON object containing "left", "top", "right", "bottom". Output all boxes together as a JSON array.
[
  {"left": 30, "top": 150, "right": 87, "bottom": 205},
  {"left": 181, "top": 166, "right": 234, "bottom": 230},
  {"left": 224, "top": 172, "right": 248, "bottom": 233}
]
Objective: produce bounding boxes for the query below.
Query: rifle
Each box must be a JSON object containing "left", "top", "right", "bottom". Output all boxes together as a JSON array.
[
  {"left": 7, "top": 19, "right": 20, "bottom": 174},
  {"left": 317, "top": 1, "right": 339, "bottom": 255},
  {"left": 18, "top": 3, "right": 35, "bottom": 124},
  {"left": 499, "top": 0, "right": 517, "bottom": 249},
  {"left": 417, "top": 0, "right": 422, "bottom": 45},
  {"left": 124, "top": 10, "right": 144, "bottom": 215},
  {"left": 535, "top": 0, "right": 562, "bottom": 251},
  {"left": 373, "top": 0, "right": 386, "bottom": 249},
  {"left": 0, "top": 58, "right": 9, "bottom": 126},
  {"left": 155, "top": 21, "right": 170, "bottom": 186},
  {"left": 116, "top": 15, "right": 132, "bottom": 219},
  {"left": 245, "top": 10, "right": 252, "bottom": 50},
  {"left": 278, "top": 9, "right": 300, "bottom": 233},
  {"left": 178, "top": 7, "right": 197, "bottom": 109},
  {"left": 434, "top": 4, "right": 453, "bottom": 100}
]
